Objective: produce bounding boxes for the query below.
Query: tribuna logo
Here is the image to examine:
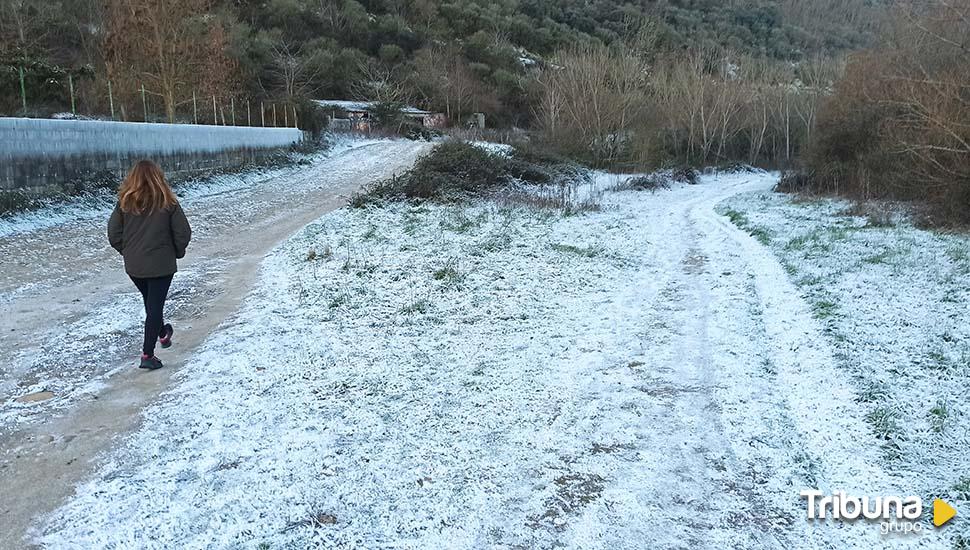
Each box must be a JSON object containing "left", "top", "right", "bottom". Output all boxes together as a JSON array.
[
  {"left": 801, "top": 489, "right": 958, "bottom": 536},
  {"left": 800, "top": 490, "right": 922, "bottom": 521}
]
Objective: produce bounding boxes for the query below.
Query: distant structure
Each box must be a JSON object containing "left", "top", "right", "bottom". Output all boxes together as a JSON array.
[{"left": 314, "top": 100, "right": 446, "bottom": 132}]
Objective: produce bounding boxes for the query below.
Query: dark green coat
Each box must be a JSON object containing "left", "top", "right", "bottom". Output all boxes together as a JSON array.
[{"left": 108, "top": 202, "right": 192, "bottom": 278}]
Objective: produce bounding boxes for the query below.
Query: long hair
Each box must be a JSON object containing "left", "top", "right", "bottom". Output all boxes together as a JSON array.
[{"left": 118, "top": 160, "right": 177, "bottom": 215}]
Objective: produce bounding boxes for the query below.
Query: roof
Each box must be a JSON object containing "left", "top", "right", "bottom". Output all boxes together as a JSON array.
[{"left": 314, "top": 100, "right": 432, "bottom": 116}]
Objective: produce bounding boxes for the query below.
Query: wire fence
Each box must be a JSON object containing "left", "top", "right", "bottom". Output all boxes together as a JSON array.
[{"left": 4, "top": 67, "right": 300, "bottom": 129}]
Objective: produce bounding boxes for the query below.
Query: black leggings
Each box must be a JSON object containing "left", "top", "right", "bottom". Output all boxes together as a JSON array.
[{"left": 130, "top": 274, "right": 173, "bottom": 356}]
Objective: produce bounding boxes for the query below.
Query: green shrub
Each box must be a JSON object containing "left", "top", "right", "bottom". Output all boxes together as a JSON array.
[
  {"left": 295, "top": 99, "right": 329, "bottom": 137},
  {"left": 353, "top": 140, "right": 508, "bottom": 203},
  {"left": 352, "top": 140, "right": 592, "bottom": 206},
  {"left": 506, "top": 144, "right": 591, "bottom": 187}
]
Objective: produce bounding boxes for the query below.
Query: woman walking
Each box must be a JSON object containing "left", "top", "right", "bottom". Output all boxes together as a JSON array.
[{"left": 108, "top": 160, "right": 192, "bottom": 370}]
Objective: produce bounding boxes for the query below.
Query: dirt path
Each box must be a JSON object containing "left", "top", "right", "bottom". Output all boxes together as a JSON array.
[{"left": 0, "top": 140, "right": 432, "bottom": 548}]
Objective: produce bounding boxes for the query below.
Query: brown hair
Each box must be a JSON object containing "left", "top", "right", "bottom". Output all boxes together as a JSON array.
[{"left": 118, "top": 160, "right": 178, "bottom": 214}]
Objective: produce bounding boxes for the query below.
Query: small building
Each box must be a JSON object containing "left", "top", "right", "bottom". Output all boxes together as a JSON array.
[{"left": 314, "top": 100, "right": 447, "bottom": 131}]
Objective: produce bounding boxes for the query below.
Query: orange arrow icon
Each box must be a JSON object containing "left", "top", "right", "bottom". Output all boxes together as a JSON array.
[{"left": 934, "top": 499, "right": 956, "bottom": 527}]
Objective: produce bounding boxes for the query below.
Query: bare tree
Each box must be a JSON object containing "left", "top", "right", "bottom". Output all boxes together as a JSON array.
[
  {"left": 411, "top": 45, "right": 478, "bottom": 124},
  {"left": 267, "top": 41, "right": 321, "bottom": 99},
  {"left": 536, "top": 43, "right": 648, "bottom": 166},
  {"left": 351, "top": 59, "right": 407, "bottom": 103},
  {"left": 102, "top": 0, "right": 236, "bottom": 122}
]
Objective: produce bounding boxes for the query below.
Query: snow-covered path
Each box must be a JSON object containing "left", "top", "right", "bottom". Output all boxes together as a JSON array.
[
  {"left": 28, "top": 171, "right": 945, "bottom": 548},
  {"left": 0, "top": 140, "right": 432, "bottom": 548}
]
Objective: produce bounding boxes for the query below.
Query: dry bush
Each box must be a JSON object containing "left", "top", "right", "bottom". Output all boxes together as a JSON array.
[
  {"left": 535, "top": 43, "right": 648, "bottom": 168},
  {"left": 800, "top": 0, "right": 970, "bottom": 224},
  {"left": 102, "top": 0, "right": 238, "bottom": 122}
]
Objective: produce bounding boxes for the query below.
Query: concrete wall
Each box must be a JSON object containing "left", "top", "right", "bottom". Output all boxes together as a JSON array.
[{"left": 0, "top": 118, "right": 303, "bottom": 194}]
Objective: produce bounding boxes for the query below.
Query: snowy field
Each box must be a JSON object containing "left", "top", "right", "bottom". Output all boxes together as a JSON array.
[
  {"left": 718, "top": 192, "right": 970, "bottom": 535},
  {"left": 36, "top": 173, "right": 965, "bottom": 548}
]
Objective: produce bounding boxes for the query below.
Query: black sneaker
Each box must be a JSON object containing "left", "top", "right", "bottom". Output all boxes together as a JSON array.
[
  {"left": 159, "top": 324, "right": 174, "bottom": 349},
  {"left": 139, "top": 355, "right": 164, "bottom": 370}
]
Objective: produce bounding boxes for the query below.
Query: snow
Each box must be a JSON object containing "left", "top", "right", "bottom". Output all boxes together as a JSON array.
[
  {"left": 718, "top": 191, "right": 970, "bottom": 519},
  {"left": 470, "top": 141, "right": 513, "bottom": 156},
  {"left": 34, "top": 172, "right": 964, "bottom": 548}
]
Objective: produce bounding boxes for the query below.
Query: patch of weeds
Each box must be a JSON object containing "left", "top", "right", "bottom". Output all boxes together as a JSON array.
[
  {"left": 402, "top": 210, "right": 425, "bottom": 235},
  {"left": 840, "top": 201, "right": 896, "bottom": 228},
  {"left": 328, "top": 292, "right": 350, "bottom": 309},
  {"left": 440, "top": 209, "right": 480, "bottom": 233},
  {"left": 284, "top": 512, "right": 337, "bottom": 532},
  {"left": 361, "top": 224, "right": 379, "bottom": 241},
  {"left": 722, "top": 208, "right": 750, "bottom": 228},
  {"left": 761, "top": 357, "right": 777, "bottom": 375},
  {"left": 929, "top": 400, "right": 950, "bottom": 433},
  {"left": 319, "top": 244, "right": 333, "bottom": 260},
  {"left": 627, "top": 174, "right": 670, "bottom": 192},
  {"left": 400, "top": 298, "right": 430, "bottom": 315},
  {"left": 794, "top": 274, "right": 824, "bottom": 287},
  {"left": 923, "top": 350, "right": 953, "bottom": 372},
  {"left": 530, "top": 473, "right": 606, "bottom": 531},
  {"left": 721, "top": 208, "right": 772, "bottom": 244},
  {"left": 560, "top": 199, "right": 602, "bottom": 216},
  {"left": 864, "top": 406, "right": 907, "bottom": 461},
  {"left": 811, "top": 299, "right": 839, "bottom": 320},
  {"left": 863, "top": 249, "right": 894, "bottom": 265},
  {"left": 550, "top": 243, "right": 603, "bottom": 258},
  {"left": 807, "top": 239, "right": 833, "bottom": 255},
  {"left": 856, "top": 380, "right": 890, "bottom": 404},
  {"left": 785, "top": 234, "right": 813, "bottom": 251},
  {"left": 341, "top": 257, "right": 378, "bottom": 277},
  {"left": 471, "top": 232, "right": 512, "bottom": 256},
  {"left": 947, "top": 246, "right": 970, "bottom": 276},
  {"left": 432, "top": 258, "right": 465, "bottom": 287},
  {"left": 827, "top": 227, "right": 850, "bottom": 241},
  {"left": 749, "top": 227, "right": 773, "bottom": 245},
  {"left": 865, "top": 405, "right": 902, "bottom": 435}
]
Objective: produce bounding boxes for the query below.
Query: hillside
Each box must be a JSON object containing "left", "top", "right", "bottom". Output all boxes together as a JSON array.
[{"left": 1, "top": 0, "right": 887, "bottom": 124}]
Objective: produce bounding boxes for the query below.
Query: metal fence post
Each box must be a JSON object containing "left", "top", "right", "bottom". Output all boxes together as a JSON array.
[
  {"left": 19, "top": 66, "right": 27, "bottom": 114},
  {"left": 293, "top": 106, "right": 298, "bottom": 129},
  {"left": 141, "top": 84, "right": 147, "bottom": 122},
  {"left": 193, "top": 91, "right": 198, "bottom": 124},
  {"left": 284, "top": 104, "right": 288, "bottom": 127},
  {"left": 68, "top": 74, "right": 76, "bottom": 116},
  {"left": 212, "top": 95, "right": 217, "bottom": 125},
  {"left": 108, "top": 79, "right": 115, "bottom": 119},
  {"left": 231, "top": 97, "right": 235, "bottom": 126},
  {"left": 247, "top": 100, "right": 251, "bottom": 126},
  {"left": 260, "top": 101, "right": 265, "bottom": 126},
  {"left": 272, "top": 104, "right": 277, "bottom": 127}
]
